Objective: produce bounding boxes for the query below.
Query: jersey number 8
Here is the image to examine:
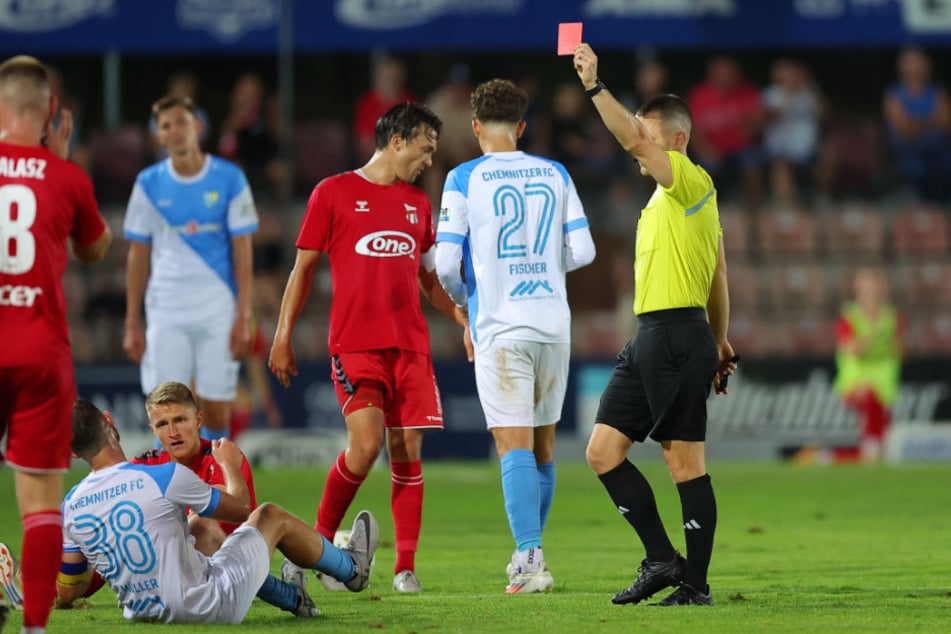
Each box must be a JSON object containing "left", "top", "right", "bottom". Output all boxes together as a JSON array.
[{"left": 0, "top": 184, "right": 37, "bottom": 274}]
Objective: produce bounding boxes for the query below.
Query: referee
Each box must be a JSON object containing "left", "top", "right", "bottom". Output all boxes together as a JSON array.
[{"left": 573, "top": 44, "right": 737, "bottom": 607}]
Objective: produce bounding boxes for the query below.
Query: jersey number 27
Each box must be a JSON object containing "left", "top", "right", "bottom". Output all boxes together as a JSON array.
[{"left": 494, "top": 183, "right": 555, "bottom": 259}]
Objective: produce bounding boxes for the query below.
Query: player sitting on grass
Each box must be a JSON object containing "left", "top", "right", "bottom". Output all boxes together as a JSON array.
[
  {"left": 59, "top": 381, "right": 319, "bottom": 617},
  {"left": 56, "top": 399, "right": 379, "bottom": 624}
]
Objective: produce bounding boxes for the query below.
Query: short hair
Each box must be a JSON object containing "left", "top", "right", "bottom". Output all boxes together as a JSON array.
[
  {"left": 374, "top": 102, "right": 442, "bottom": 150},
  {"left": 637, "top": 94, "right": 692, "bottom": 139},
  {"left": 0, "top": 55, "right": 50, "bottom": 113},
  {"left": 72, "top": 399, "right": 111, "bottom": 461},
  {"left": 145, "top": 381, "right": 200, "bottom": 415},
  {"left": 151, "top": 95, "right": 197, "bottom": 119},
  {"left": 470, "top": 79, "right": 528, "bottom": 125}
]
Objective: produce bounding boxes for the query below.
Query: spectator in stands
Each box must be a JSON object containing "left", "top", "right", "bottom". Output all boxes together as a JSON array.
[
  {"left": 218, "top": 73, "right": 287, "bottom": 202},
  {"left": 423, "top": 63, "right": 481, "bottom": 206},
  {"left": 150, "top": 71, "right": 210, "bottom": 160},
  {"left": 353, "top": 55, "right": 419, "bottom": 161},
  {"left": 762, "top": 59, "right": 824, "bottom": 205},
  {"left": 620, "top": 59, "right": 669, "bottom": 114},
  {"left": 883, "top": 47, "right": 951, "bottom": 202},
  {"left": 687, "top": 55, "right": 763, "bottom": 209}
]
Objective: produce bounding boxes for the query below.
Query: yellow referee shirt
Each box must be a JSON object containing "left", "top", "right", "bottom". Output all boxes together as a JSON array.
[{"left": 633, "top": 151, "right": 722, "bottom": 315}]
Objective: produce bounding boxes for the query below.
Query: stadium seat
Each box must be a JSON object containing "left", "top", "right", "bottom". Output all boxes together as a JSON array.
[
  {"left": 571, "top": 310, "right": 626, "bottom": 358},
  {"left": 293, "top": 120, "right": 350, "bottom": 196},
  {"left": 891, "top": 203, "right": 951, "bottom": 256},
  {"left": 755, "top": 203, "right": 817, "bottom": 257},
  {"left": 88, "top": 125, "right": 147, "bottom": 204},
  {"left": 906, "top": 313, "right": 951, "bottom": 357},
  {"left": 727, "top": 313, "right": 773, "bottom": 358},
  {"left": 814, "top": 117, "right": 884, "bottom": 200},
  {"left": 719, "top": 203, "right": 752, "bottom": 261},
  {"left": 762, "top": 263, "right": 829, "bottom": 314},
  {"left": 772, "top": 315, "right": 835, "bottom": 357},
  {"left": 823, "top": 202, "right": 886, "bottom": 258},
  {"left": 727, "top": 262, "right": 760, "bottom": 312},
  {"left": 893, "top": 261, "right": 951, "bottom": 309}
]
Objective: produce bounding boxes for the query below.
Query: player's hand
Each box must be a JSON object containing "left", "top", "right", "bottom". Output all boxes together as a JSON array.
[
  {"left": 713, "top": 341, "right": 738, "bottom": 395},
  {"left": 46, "top": 108, "right": 73, "bottom": 160},
  {"left": 463, "top": 322, "right": 474, "bottom": 362},
  {"left": 123, "top": 321, "right": 146, "bottom": 364},
  {"left": 210, "top": 438, "right": 243, "bottom": 471},
  {"left": 230, "top": 314, "right": 252, "bottom": 360},
  {"left": 573, "top": 43, "right": 599, "bottom": 90},
  {"left": 268, "top": 339, "right": 297, "bottom": 388}
]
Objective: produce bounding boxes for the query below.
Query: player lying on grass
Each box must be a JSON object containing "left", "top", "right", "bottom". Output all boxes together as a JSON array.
[
  {"left": 56, "top": 399, "right": 379, "bottom": 624},
  {"left": 59, "top": 381, "right": 320, "bottom": 617}
]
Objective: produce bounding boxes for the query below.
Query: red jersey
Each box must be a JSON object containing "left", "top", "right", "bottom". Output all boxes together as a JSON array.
[
  {"left": 297, "top": 171, "right": 434, "bottom": 355},
  {"left": 132, "top": 439, "right": 257, "bottom": 535},
  {"left": 0, "top": 141, "right": 106, "bottom": 367}
]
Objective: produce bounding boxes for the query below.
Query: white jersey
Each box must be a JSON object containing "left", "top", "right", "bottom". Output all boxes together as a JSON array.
[
  {"left": 436, "top": 151, "right": 594, "bottom": 348},
  {"left": 62, "top": 462, "right": 224, "bottom": 623},
  {"left": 123, "top": 156, "right": 258, "bottom": 325}
]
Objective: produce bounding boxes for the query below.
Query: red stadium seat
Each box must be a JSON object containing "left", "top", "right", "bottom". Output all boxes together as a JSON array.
[
  {"left": 893, "top": 261, "right": 951, "bottom": 309},
  {"left": 762, "top": 263, "right": 829, "bottom": 314},
  {"left": 891, "top": 203, "right": 951, "bottom": 255},
  {"left": 719, "top": 203, "right": 752, "bottom": 261},
  {"left": 728, "top": 262, "right": 760, "bottom": 312},
  {"left": 755, "top": 203, "right": 817, "bottom": 257},
  {"left": 824, "top": 202, "right": 886, "bottom": 258},
  {"left": 772, "top": 315, "right": 836, "bottom": 357}
]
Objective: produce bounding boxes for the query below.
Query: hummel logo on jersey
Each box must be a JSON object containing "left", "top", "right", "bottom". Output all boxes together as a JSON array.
[
  {"left": 355, "top": 200, "right": 369, "bottom": 212},
  {"left": 509, "top": 280, "right": 554, "bottom": 297},
  {"left": 404, "top": 203, "right": 418, "bottom": 224},
  {"left": 684, "top": 519, "right": 701, "bottom": 530},
  {"left": 617, "top": 505, "right": 629, "bottom": 515}
]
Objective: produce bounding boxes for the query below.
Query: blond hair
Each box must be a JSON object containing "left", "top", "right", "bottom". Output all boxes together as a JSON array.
[{"left": 0, "top": 55, "right": 50, "bottom": 113}]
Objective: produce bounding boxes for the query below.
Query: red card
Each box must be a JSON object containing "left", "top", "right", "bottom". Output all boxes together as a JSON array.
[{"left": 557, "top": 22, "right": 582, "bottom": 56}]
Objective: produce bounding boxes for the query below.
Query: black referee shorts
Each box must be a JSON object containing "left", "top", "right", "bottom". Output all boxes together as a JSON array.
[{"left": 595, "top": 307, "right": 719, "bottom": 443}]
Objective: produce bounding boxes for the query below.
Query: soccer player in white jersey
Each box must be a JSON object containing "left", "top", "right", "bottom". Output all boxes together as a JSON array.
[
  {"left": 435, "top": 79, "right": 596, "bottom": 593},
  {"left": 123, "top": 95, "right": 258, "bottom": 440},
  {"left": 57, "top": 399, "right": 379, "bottom": 624}
]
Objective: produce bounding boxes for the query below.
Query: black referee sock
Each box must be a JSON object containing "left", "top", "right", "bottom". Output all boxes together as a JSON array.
[
  {"left": 677, "top": 473, "right": 717, "bottom": 590},
  {"left": 598, "top": 459, "right": 676, "bottom": 562}
]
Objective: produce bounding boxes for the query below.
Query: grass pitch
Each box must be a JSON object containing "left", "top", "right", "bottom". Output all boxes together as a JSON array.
[{"left": 2, "top": 459, "right": 950, "bottom": 632}]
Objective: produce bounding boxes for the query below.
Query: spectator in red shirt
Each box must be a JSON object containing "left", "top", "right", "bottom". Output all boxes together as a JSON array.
[
  {"left": 353, "top": 56, "right": 419, "bottom": 161},
  {"left": 687, "top": 55, "right": 764, "bottom": 209}
]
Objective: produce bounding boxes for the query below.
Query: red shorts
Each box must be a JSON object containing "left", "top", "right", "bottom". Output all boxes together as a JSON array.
[
  {"left": 0, "top": 363, "right": 75, "bottom": 472},
  {"left": 330, "top": 349, "right": 443, "bottom": 429}
]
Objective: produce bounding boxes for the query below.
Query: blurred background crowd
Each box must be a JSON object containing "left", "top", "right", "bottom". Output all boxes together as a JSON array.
[{"left": 43, "top": 45, "right": 951, "bottom": 365}]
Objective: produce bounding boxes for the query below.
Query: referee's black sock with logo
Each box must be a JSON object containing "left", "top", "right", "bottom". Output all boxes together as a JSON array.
[
  {"left": 677, "top": 473, "right": 717, "bottom": 590},
  {"left": 598, "top": 459, "right": 677, "bottom": 562}
]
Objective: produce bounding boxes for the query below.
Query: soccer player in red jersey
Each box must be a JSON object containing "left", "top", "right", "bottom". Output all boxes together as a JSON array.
[
  {"left": 0, "top": 55, "right": 111, "bottom": 633},
  {"left": 269, "top": 102, "right": 469, "bottom": 593}
]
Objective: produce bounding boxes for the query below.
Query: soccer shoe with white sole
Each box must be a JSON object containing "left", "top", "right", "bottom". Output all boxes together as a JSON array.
[
  {"left": 343, "top": 510, "right": 379, "bottom": 592},
  {"left": 611, "top": 552, "right": 686, "bottom": 605},
  {"left": 280, "top": 559, "right": 320, "bottom": 617},
  {"left": 392, "top": 570, "right": 422, "bottom": 593},
  {"left": 654, "top": 582, "right": 713, "bottom": 606},
  {"left": 0, "top": 543, "right": 22, "bottom": 610},
  {"left": 505, "top": 568, "right": 554, "bottom": 594}
]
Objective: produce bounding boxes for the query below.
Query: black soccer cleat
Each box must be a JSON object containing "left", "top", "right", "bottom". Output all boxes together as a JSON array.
[
  {"left": 654, "top": 582, "right": 713, "bottom": 606},
  {"left": 611, "top": 552, "right": 686, "bottom": 605}
]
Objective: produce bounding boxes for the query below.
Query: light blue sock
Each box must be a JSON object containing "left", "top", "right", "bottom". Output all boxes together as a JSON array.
[
  {"left": 200, "top": 427, "right": 229, "bottom": 441},
  {"left": 500, "top": 449, "right": 542, "bottom": 551},
  {"left": 537, "top": 461, "right": 556, "bottom": 531},
  {"left": 314, "top": 534, "right": 355, "bottom": 581},
  {"left": 256, "top": 574, "right": 298, "bottom": 612}
]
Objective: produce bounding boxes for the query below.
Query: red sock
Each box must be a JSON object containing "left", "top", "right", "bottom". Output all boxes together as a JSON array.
[
  {"left": 22, "top": 510, "right": 62, "bottom": 628},
  {"left": 391, "top": 460, "right": 423, "bottom": 574},
  {"left": 82, "top": 570, "right": 107, "bottom": 598},
  {"left": 315, "top": 451, "right": 366, "bottom": 539},
  {"left": 861, "top": 395, "right": 889, "bottom": 443}
]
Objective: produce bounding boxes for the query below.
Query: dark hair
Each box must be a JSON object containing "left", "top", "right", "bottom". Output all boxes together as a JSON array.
[
  {"left": 145, "top": 381, "right": 200, "bottom": 414},
  {"left": 470, "top": 79, "right": 528, "bottom": 124},
  {"left": 637, "top": 94, "right": 692, "bottom": 136},
  {"left": 151, "top": 94, "right": 197, "bottom": 119},
  {"left": 374, "top": 102, "right": 442, "bottom": 150},
  {"left": 72, "top": 399, "right": 110, "bottom": 460}
]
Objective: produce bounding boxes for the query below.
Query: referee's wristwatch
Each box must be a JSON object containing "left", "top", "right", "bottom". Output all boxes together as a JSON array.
[{"left": 585, "top": 79, "right": 606, "bottom": 97}]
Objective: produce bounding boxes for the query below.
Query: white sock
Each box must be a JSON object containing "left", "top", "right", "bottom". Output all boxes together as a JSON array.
[{"left": 515, "top": 546, "right": 545, "bottom": 573}]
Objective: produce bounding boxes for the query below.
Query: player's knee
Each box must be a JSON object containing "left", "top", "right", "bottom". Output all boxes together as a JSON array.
[
  {"left": 350, "top": 437, "right": 384, "bottom": 468},
  {"left": 251, "top": 502, "right": 287, "bottom": 526},
  {"left": 585, "top": 441, "right": 615, "bottom": 474},
  {"left": 189, "top": 516, "right": 226, "bottom": 555}
]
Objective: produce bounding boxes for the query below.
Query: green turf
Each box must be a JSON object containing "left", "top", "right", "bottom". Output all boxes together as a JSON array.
[{"left": 2, "top": 460, "right": 950, "bottom": 632}]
